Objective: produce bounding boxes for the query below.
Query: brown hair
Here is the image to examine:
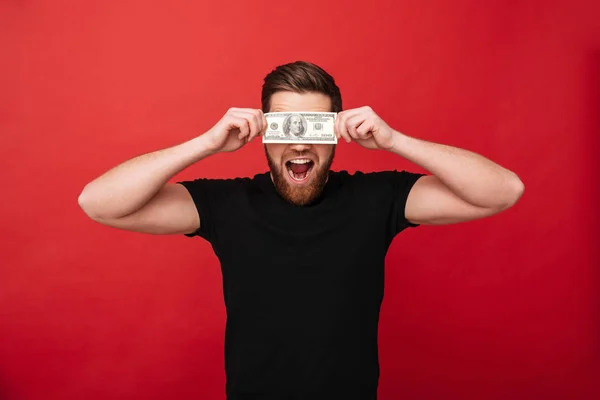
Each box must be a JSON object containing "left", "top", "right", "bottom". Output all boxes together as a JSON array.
[{"left": 261, "top": 61, "right": 342, "bottom": 113}]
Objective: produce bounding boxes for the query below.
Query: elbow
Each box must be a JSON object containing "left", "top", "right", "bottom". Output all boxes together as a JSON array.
[
  {"left": 77, "top": 188, "right": 92, "bottom": 216},
  {"left": 77, "top": 186, "right": 101, "bottom": 220},
  {"left": 509, "top": 174, "right": 525, "bottom": 205},
  {"left": 498, "top": 174, "right": 525, "bottom": 210}
]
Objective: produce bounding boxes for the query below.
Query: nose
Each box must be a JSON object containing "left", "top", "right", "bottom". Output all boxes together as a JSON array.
[{"left": 289, "top": 142, "right": 312, "bottom": 152}]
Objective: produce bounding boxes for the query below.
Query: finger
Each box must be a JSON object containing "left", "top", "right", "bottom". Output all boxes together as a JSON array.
[
  {"left": 243, "top": 109, "right": 263, "bottom": 140},
  {"left": 336, "top": 112, "right": 352, "bottom": 143},
  {"left": 346, "top": 115, "right": 367, "bottom": 139},
  {"left": 249, "top": 110, "right": 265, "bottom": 140},
  {"left": 356, "top": 119, "right": 374, "bottom": 138},
  {"left": 234, "top": 110, "right": 260, "bottom": 140},
  {"left": 261, "top": 113, "right": 268, "bottom": 136},
  {"left": 253, "top": 109, "right": 266, "bottom": 138},
  {"left": 338, "top": 108, "right": 363, "bottom": 124},
  {"left": 334, "top": 113, "right": 341, "bottom": 139},
  {"left": 228, "top": 116, "right": 250, "bottom": 140},
  {"left": 340, "top": 109, "right": 368, "bottom": 142}
]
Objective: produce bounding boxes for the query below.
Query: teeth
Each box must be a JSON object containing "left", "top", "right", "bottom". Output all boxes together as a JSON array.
[{"left": 289, "top": 159, "right": 311, "bottom": 164}]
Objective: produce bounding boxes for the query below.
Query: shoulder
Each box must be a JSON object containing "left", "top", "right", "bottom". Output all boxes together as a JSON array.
[
  {"left": 178, "top": 172, "right": 272, "bottom": 201},
  {"left": 178, "top": 175, "right": 248, "bottom": 194},
  {"left": 328, "top": 169, "right": 426, "bottom": 208},
  {"left": 330, "top": 169, "right": 425, "bottom": 187},
  {"left": 178, "top": 172, "right": 267, "bottom": 190}
]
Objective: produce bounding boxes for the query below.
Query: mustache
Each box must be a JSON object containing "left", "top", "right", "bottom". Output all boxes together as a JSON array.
[{"left": 284, "top": 151, "right": 315, "bottom": 159}]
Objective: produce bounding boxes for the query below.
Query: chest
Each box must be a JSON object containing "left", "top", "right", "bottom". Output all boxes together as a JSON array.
[
  {"left": 210, "top": 194, "right": 393, "bottom": 327},
  {"left": 213, "top": 209, "right": 389, "bottom": 301}
]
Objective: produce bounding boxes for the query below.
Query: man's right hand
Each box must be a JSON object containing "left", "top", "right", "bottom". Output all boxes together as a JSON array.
[{"left": 203, "top": 108, "right": 268, "bottom": 153}]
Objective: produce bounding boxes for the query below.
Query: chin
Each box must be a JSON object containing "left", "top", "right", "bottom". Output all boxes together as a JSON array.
[{"left": 265, "top": 149, "right": 335, "bottom": 206}]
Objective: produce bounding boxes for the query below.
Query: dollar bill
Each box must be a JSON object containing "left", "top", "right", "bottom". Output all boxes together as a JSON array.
[{"left": 262, "top": 112, "right": 337, "bottom": 144}]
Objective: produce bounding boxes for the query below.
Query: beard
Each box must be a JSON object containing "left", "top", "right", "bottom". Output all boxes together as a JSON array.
[{"left": 265, "top": 146, "right": 335, "bottom": 206}]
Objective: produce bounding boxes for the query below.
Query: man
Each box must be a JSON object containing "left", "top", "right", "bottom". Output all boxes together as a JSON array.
[{"left": 78, "top": 61, "right": 524, "bottom": 400}]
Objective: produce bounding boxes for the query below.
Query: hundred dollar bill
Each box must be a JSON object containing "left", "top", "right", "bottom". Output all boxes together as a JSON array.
[{"left": 263, "top": 112, "right": 337, "bottom": 144}]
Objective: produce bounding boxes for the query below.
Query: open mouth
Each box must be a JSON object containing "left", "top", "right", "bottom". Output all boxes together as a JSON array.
[{"left": 285, "top": 159, "right": 315, "bottom": 183}]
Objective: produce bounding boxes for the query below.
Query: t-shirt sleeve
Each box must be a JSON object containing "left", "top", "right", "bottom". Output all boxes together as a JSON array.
[
  {"left": 176, "top": 178, "right": 241, "bottom": 242},
  {"left": 381, "top": 170, "right": 426, "bottom": 236}
]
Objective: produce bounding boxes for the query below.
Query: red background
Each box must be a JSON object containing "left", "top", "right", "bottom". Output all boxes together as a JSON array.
[{"left": 1, "top": 1, "right": 599, "bottom": 399}]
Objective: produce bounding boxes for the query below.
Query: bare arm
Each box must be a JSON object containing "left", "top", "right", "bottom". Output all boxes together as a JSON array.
[
  {"left": 393, "top": 133, "right": 525, "bottom": 225},
  {"left": 78, "top": 136, "right": 214, "bottom": 220},
  {"left": 77, "top": 136, "right": 215, "bottom": 234},
  {"left": 87, "top": 183, "right": 203, "bottom": 235},
  {"left": 78, "top": 108, "right": 267, "bottom": 234}
]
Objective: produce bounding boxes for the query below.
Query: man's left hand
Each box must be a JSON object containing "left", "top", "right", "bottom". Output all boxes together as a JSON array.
[{"left": 334, "top": 106, "right": 398, "bottom": 150}]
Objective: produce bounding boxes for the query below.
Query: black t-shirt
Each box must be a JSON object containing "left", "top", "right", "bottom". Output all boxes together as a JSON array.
[{"left": 178, "top": 169, "right": 424, "bottom": 400}]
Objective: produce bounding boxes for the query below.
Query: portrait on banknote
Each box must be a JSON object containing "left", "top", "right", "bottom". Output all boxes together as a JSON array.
[{"left": 283, "top": 114, "right": 307, "bottom": 137}]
